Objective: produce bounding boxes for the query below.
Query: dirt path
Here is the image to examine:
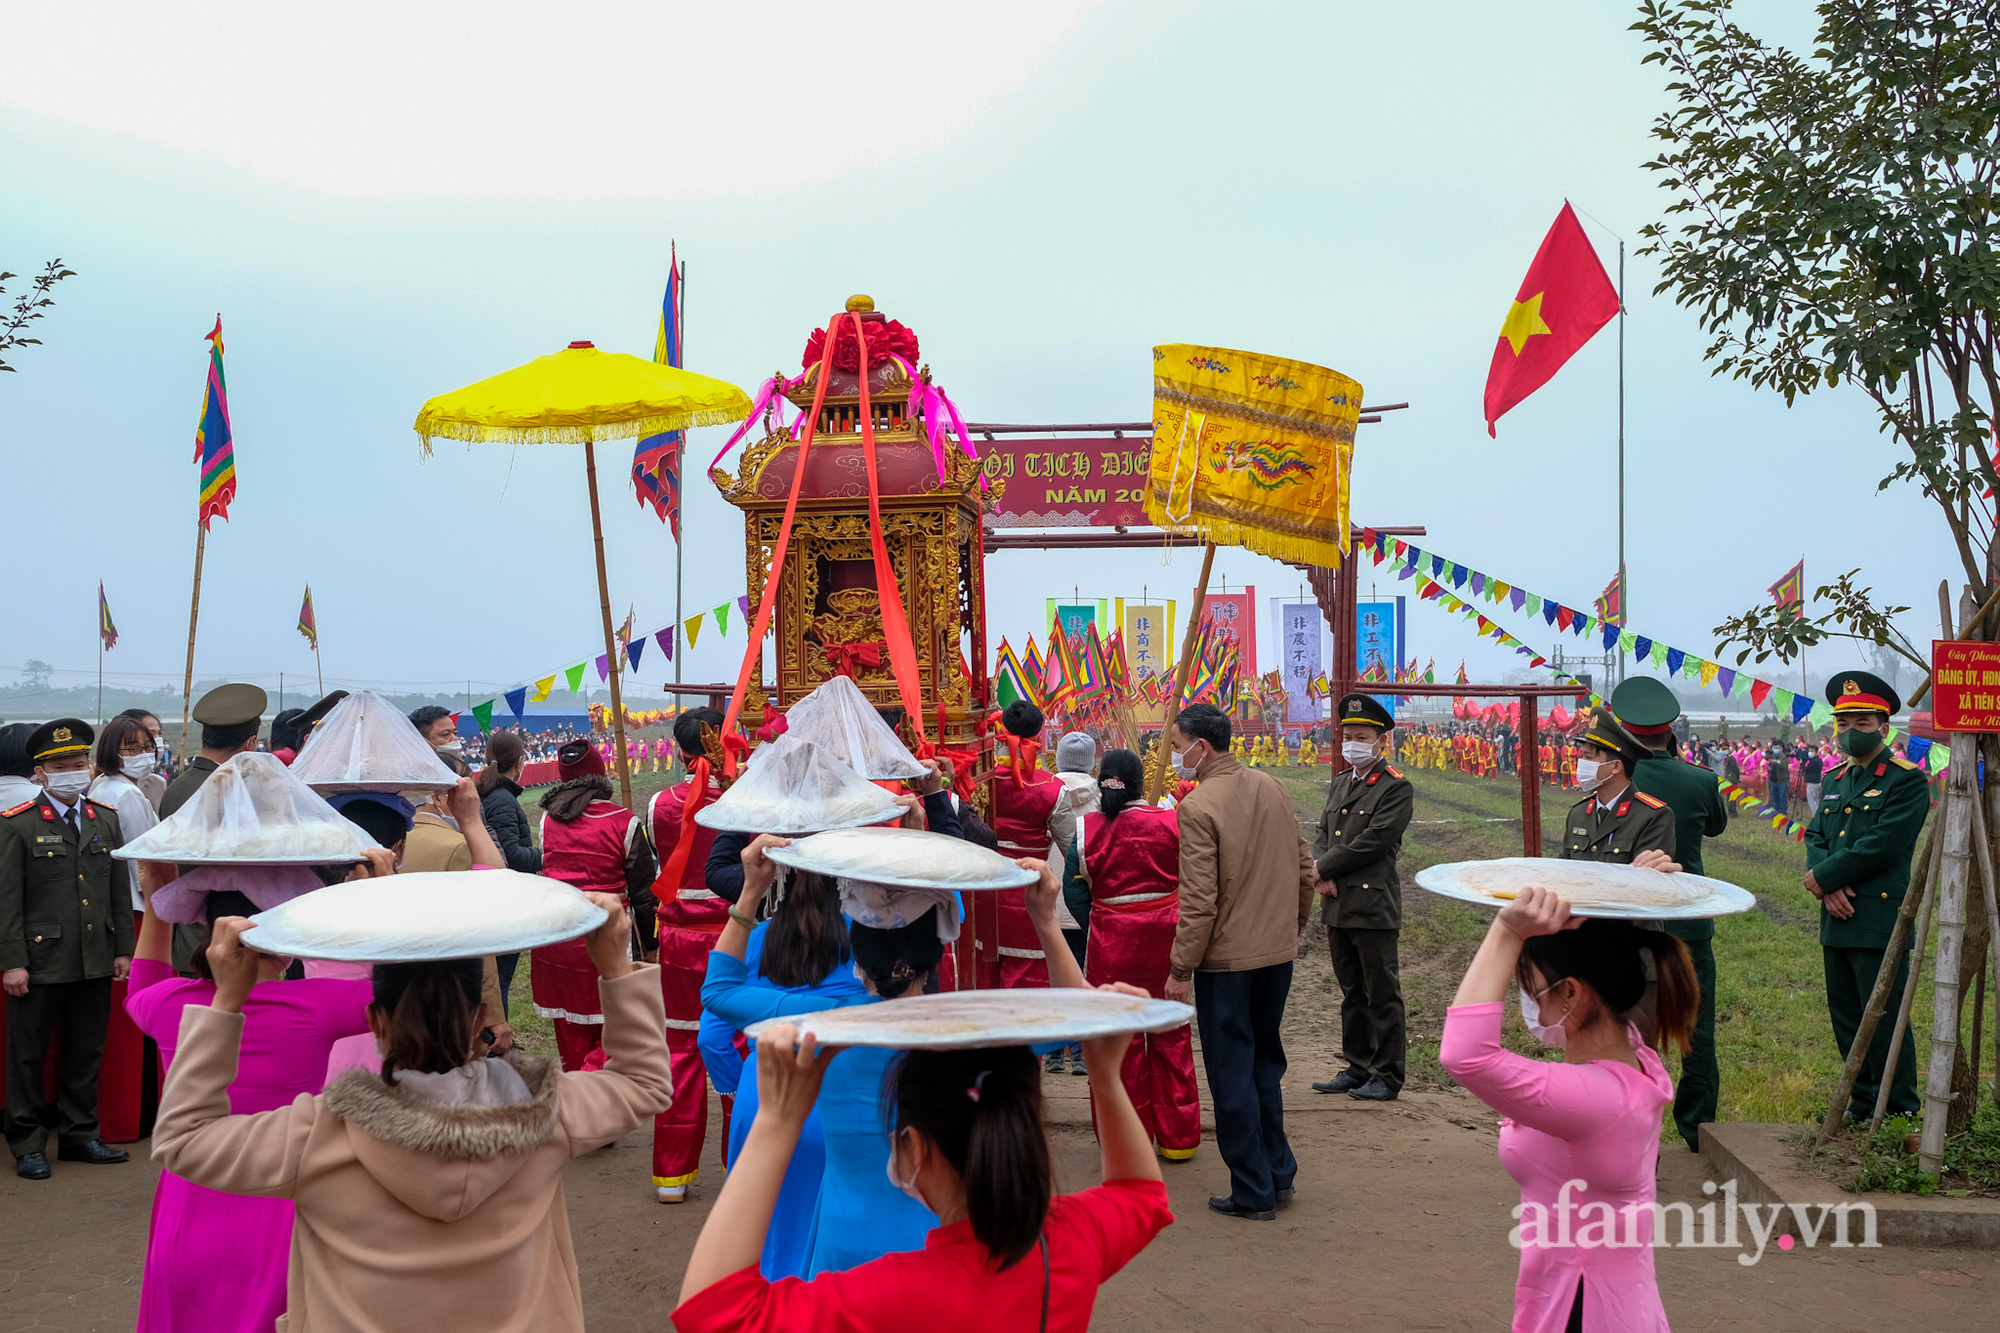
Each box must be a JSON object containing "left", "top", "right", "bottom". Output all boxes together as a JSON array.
[{"left": 9, "top": 1074, "right": 1995, "bottom": 1331}]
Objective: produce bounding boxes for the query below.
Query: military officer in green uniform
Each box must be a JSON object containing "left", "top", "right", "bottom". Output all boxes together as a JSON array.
[
  {"left": 1560, "top": 707, "right": 1679, "bottom": 867},
  {"left": 1, "top": 719, "right": 136, "bottom": 1179},
  {"left": 1310, "top": 693, "right": 1414, "bottom": 1102},
  {"left": 158, "top": 683, "right": 265, "bottom": 972},
  {"left": 1805, "top": 671, "right": 1929, "bottom": 1122},
  {"left": 1614, "top": 676, "right": 1731, "bottom": 1150}
]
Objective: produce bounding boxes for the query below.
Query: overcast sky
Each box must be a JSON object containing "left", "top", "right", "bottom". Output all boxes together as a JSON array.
[{"left": 3, "top": 1, "right": 1934, "bottom": 714}]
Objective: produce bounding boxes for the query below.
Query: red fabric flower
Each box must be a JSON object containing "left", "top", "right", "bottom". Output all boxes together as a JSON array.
[{"left": 802, "top": 318, "right": 920, "bottom": 373}]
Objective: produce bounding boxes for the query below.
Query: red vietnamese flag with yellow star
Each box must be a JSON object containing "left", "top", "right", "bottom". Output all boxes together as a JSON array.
[{"left": 1483, "top": 203, "right": 1619, "bottom": 437}]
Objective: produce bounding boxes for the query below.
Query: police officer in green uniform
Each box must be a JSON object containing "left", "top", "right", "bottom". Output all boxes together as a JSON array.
[
  {"left": 1310, "top": 693, "right": 1414, "bottom": 1102},
  {"left": 1805, "top": 671, "right": 1929, "bottom": 1122},
  {"left": 158, "top": 683, "right": 265, "bottom": 972},
  {"left": 1, "top": 719, "right": 135, "bottom": 1179},
  {"left": 1613, "top": 676, "right": 1731, "bottom": 1150},
  {"left": 1561, "top": 707, "right": 1678, "bottom": 866}
]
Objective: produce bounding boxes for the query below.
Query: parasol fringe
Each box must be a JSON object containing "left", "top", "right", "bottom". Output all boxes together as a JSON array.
[
  {"left": 412, "top": 404, "right": 752, "bottom": 453},
  {"left": 1148, "top": 513, "right": 1348, "bottom": 569}
]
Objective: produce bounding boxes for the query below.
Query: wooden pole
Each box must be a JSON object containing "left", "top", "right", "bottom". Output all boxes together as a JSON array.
[
  {"left": 314, "top": 639, "right": 324, "bottom": 696},
  {"left": 1869, "top": 788, "right": 1946, "bottom": 1132},
  {"left": 1919, "top": 740, "right": 1974, "bottom": 1175},
  {"left": 178, "top": 523, "right": 208, "bottom": 762},
  {"left": 1145, "top": 542, "right": 1215, "bottom": 803},
  {"left": 583, "top": 439, "right": 634, "bottom": 811}
]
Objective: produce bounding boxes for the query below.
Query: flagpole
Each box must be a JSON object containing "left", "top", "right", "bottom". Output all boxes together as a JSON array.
[
  {"left": 673, "top": 255, "right": 685, "bottom": 720},
  {"left": 178, "top": 523, "right": 207, "bottom": 763},
  {"left": 97, "top": 607, "right": 104, "bottom": 728},
  {"left": 1616, "top": 238, "right": 1627, "bottom": 689},
  {"left": 1146, "top": 542, "right": 1216, "bottom": 803},
  {"left": 314, "top": 638, "right": 324, "bottom": 696}
]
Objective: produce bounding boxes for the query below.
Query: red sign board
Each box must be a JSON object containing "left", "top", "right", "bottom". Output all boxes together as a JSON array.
[
  {"left": 1929, "top": 639, "right": 2000, "bottom": 732},
  {"left": 978, "top": 437, "right": 1155, "bottom": 529}
]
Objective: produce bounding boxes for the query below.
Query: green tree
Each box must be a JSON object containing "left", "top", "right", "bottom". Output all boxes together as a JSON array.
[
  {"left": 0, "top": 259, "right": 76, "bottom": 373},
  {"left": 1632, "top": 0, "right": 1997, "bottom": 1138}
]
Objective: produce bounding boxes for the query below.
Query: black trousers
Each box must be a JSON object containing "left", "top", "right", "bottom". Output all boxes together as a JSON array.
[
  {"left": 1328, "top": 927, "right": 1406, "bottom": 1093},
  {"left": 1194, "top": 963, "right": 1297, "bottom": 1210},
  {"left": 5, "top": 976, "right": 113, "bottom": 1157}
]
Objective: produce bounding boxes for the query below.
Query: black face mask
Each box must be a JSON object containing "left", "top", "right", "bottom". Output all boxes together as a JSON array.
[{"left": 1839, "top": 727, "right": 1882, "bottom": 759}]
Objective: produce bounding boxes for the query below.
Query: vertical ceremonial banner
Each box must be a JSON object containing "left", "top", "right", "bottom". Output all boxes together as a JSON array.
[
  {"left": 195, "top": 317, "right": 236, "bottom": 529},
  {"left": 1483, "top": 203, "right": 1619, "bottom": 436},
  {"left": 1204, "top": 589, "right": 1257, "bottom": 678},
  {"left": 633, "top": 246, "right": 686, "bottom": 535},
  {"left": 297, "top": 586, "right": 318, "bottom": 648},
  {"left": 99, "top": 582, "right": 118, "bottom": 650},
  {"left": 1769, "top": 560, "right": 1804, "bottom": 617},
  {"left": 1356, "top": 598, "right": 1404, "bottom": 715},
  {"left": 1280, "top": 601, "right": 1321, "bottom": 724},
  {"left": 1122, "top": 603, "right": 1175, "bottom": 682},
  {"left": 1053, "top": 603, "right": 1098, "bottom": 652},
  {"left": 1146, "top": 345, "right": 1360, "bottom": 567}
]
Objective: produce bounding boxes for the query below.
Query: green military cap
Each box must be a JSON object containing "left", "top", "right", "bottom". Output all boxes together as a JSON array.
[
  {"left": 1336, "top": 693, "right": 1395, "bottom": 731},
  {"left": 28, "top": 717, "right": 93, "bottom": 763},
  {"left": 192, "top": 682, "right": 268, "bottom": 727},
  {"left": 1827, "top": 669, "right": 1899, "bottom": 717},
  {"left": 1609, "top": 676, "right": 1680, "bottom": 743},
  {"left": 1573, "top": 706, "right": 1650, "bottom": 769}
]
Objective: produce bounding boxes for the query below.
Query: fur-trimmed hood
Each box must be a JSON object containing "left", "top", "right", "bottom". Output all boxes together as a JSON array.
[{"left": 323, "top": 1052, "right": 562, "bottom": 1221}]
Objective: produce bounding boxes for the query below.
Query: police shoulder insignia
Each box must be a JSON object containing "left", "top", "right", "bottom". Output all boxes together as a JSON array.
[
  {"left": 1, "top": 800, "right": 34, "bottom": 818},
  {"left": 1386, "top": 765, "right": 1404, "bottom": 780},
  {"left": 1889, "top": 753, "right": 1918, "bottom": 771},
  {"left": 1634, "top": 792, "right": 1667, "bottom": 809},
  {"left": 86, "top": 797, "right": 119, "bottom": 811}
]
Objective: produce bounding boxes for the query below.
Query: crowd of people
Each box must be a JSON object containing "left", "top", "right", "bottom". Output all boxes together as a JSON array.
[{"left": 0, "top": 662, "right": 1936, "bottom": 1331}]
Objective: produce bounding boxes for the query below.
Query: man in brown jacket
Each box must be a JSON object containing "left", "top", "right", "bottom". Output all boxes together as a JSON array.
[{"left": 1163, "top": 703, "right": 1316, "bottom": 1221}]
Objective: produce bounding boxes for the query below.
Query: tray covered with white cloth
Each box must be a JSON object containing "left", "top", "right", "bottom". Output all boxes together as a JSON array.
[
  {"left": 694, "top": 735, "right": 905, "bottom": 835},
  {"left": 745, "top": 987, "right": 1195, "bottom": 1050},
  {"left": 289, "top": 689, "right": 460, "bottom": 793},
  {"left": 240, "top": 869, "right": 608, "bottom": 961},
  {"left": 114, "top": 753, "right": 380, "bottom": 865},
  {"left": 764, "top": 827, "right": 1038, "bottom": 892},
  {"left": 1413, "top": 857, "right": 1754, "bottom": 919}
]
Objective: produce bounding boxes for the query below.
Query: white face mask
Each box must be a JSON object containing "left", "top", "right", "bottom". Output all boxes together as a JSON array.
[
  {"left": 437, "top": 741, "right": 465, "bottom": 758},
  {"left": 1573, "top": 758, "right": 1604, "bottom": 790},
  {"left": 121, "top": 754, "right": 156, "bottom": 779},
  {"left": 1170, "top": 744, "right": 1201, "bottom": 779},
  {"left": 1341, "top": 741, "right": 1377, "bottom": 767},
  {"left": 885, "top": 1129, "right": 928, "bottom": 1208},
  {"left": 43, "top": 768, "right": 92, "bottom": 800},
  {"left": 1519, "top": 985, "right": 1570, "bottom": 1047}
]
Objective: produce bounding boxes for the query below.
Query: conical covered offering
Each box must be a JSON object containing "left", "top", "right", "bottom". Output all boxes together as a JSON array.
[
  {"left": 745, "top": 987, "right": 1195, "bottom": 1051},
  {"left": 765, "top": 827, "right": 1036, "bottom": 892},
  {"left": 780, "top": 675, "right": 927, "bottom": 780},
  {"left": 695, "top": 735, "right": 904, "bottom": 835},
  {"left": 289, "top": 690, "right": 459, "bottom": 794},
  {"left": 114, "top": 753, "right": 380, "bottom": 865},
  {"left": 240, "top": 869, "right": 609, "bottom": 962}
]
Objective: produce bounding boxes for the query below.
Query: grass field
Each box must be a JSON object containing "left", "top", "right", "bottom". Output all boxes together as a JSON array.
[{"left": 500, "top": 757, "right": 1991, "bottom": 1151}]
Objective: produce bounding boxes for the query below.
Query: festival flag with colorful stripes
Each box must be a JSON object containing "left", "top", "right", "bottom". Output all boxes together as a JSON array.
[
  {"left": 1455, "top": 661, "right": 1468, "bottom": 685},
  {"left": 993, "top": 638, "right": 1035, "bottom": 708},
  {"left": 633, "top": 245, "right": 686, "bottom": 536},
  {"left": 1022, "top": 635, "right": 1046, "bottom": 697},
  {"left": 297, "top": 585, "right": 318, "bottom": 649},
  {"left": 1041, "top": 618, "right": 1082, "bottom": 703},
  {"left": 98, "top": 582, "right": 117, "bottom": 650},
  {"left": 1768, "top": 560, "right": 1804, "bottom": 619},
  {"left": 194, "top": 317, "right": 236, "bottom": 530}
]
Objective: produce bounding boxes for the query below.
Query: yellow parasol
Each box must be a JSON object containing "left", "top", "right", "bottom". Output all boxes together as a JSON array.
[{"left": 415, "top": 341, "right": 752, "bottom": 809}]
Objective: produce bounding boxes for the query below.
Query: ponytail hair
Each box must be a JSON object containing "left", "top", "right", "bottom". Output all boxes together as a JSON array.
[
  {"left": 758, "top": 870, "right": 850, "bottom": 989},
  {"left": 890, "top": 1046, "right": 1050, "bottom": 1268},
  {"left": 476, "top": 730, "right": 524, "bottom": 796},
  {"left": 1096, "top": 748, "right": 1144, "bottom": 821},
  {"left": 370, "top": 958, "right": 486, "bottom": 1083},
  {"left": 1517, "top": 919, "right": 1699, "bottom": 1054}
]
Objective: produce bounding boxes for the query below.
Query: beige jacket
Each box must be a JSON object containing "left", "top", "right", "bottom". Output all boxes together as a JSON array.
[
  {"left": 152, "top": 964, "right": 671, "bottom": 1333},
  {"left": 1170, "top": 753, "right": 1316, "bottom": 977}
]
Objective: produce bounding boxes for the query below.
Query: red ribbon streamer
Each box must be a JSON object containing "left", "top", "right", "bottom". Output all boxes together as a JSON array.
[{"left": 824, "top": 641, "right": 886, "bottom": 678}]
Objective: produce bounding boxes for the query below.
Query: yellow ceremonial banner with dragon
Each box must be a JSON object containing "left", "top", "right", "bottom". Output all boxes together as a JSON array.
[{"left": 1145, "top": 344, "right": 1360, "bottom": 568}]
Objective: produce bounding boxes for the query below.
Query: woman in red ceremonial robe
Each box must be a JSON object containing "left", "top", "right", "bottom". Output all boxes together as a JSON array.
[
  {"left": 988, "top": 702, "right": 1065, "bottom": 988},
  {"left": 647, "top": 709, "right": 727, "bottom": 1203},
  {"left": 1077, "top": 749, "right": 1201, "bottom": 1160},
  {"left": 533, "top": 739, "right": 658, "bottom": 1070}
]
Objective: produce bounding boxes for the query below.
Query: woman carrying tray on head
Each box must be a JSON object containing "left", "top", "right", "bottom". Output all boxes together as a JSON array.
[
  {"left": 150, "top": 891, "right": 669, "bottom": 1333},
  {"left": 1073, "top": 749, "right": 1200, "bottom": 1161},
  {"left": 1441, "top": 886, "right": 1699, "bottom": 1333},
  {"left": 671, "top": 993, "right": 1175, "bottom": 1331}
]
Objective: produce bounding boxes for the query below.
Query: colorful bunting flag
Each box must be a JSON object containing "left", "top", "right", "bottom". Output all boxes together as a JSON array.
[
  {"left": 533, "top": 675, "right": 556, "bottom": 702},
  {"left": 505, "top": 687, "right": 527, "bottom": 721},
  {"left": 714, "top": 601, "right": 731, "bottom": 637},
  {"left": 565, "top": 663, "right": 587, "bottom": 695},
  {"left": 685, "top": 612, "right": 704, "bottom": 649},
  {"left": 471, "top": 699, "right": 495, "bottom": 733}
]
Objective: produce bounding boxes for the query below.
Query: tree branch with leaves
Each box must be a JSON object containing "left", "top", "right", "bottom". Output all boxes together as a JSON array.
[{"left": 0, "top": 258, "right": 77, "bottom": 373}]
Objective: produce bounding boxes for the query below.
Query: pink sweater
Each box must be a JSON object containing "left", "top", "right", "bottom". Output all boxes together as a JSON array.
[{"left": 1440, "top": 1003, "right": 1672, "bottom": 1333}]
